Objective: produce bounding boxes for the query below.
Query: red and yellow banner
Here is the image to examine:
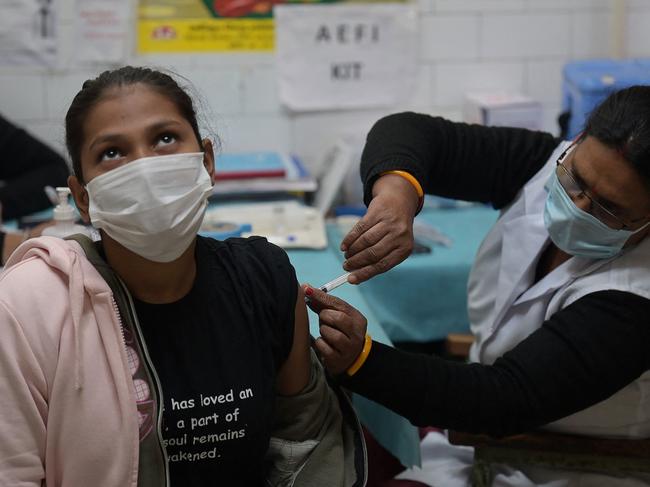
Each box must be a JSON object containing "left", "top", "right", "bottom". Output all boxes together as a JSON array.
[{"left": 138, "top": 0, "right": 336, "bottom": 52}]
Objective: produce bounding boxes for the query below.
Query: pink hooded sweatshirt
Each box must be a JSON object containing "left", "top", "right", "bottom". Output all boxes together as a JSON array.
[{"left": 0, "top": 236, "right": 139, "bottom": 486}]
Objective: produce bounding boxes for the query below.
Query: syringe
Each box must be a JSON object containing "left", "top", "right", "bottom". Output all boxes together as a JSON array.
[{"left": 319, "top": 272, "right": 351, "bottom": 293}]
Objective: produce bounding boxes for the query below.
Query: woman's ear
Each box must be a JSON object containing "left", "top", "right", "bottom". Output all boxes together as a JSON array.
[
  {"left": 68, "top": 175, "right": 91, "bottom": 224},
  {"left": 202, "top": 138, "right": 216, "bottom": 183}
]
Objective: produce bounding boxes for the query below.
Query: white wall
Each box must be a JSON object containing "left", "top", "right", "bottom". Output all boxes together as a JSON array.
[{"left": 2, "top": 0, "right": 650, "bottom": 175}]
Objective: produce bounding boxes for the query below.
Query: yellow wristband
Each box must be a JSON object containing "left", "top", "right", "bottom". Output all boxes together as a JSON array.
[
  {"left": 381, "top": 170, "right": 424, "bottom": 213},
  {"left": 347, "top": 334, "right": 373, "bottom": 376}
]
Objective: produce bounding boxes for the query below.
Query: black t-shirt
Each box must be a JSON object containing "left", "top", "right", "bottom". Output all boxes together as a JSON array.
[{"left": 135, "top": 236, "right": 297, "bottom": 486}]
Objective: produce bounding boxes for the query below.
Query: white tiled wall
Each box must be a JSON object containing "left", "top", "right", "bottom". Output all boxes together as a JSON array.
[
  {"left": 626, "top": 6, "right": 650, "bottom": 58},
  {"left": 2, "top": 0, "right": 650, "bottom": 174},
  {"left": 481, "top": 13, "right": 571, "bottom": 59}
]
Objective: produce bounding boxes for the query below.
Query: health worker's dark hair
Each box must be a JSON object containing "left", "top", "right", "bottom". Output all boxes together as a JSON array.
[{"left": 581, "top": 85, "right": 650, "bottom": 187}]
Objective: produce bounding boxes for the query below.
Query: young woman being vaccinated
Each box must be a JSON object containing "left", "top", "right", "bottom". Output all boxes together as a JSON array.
[{"left": 0, "top": 66, "right": 364, "bottom": 487}]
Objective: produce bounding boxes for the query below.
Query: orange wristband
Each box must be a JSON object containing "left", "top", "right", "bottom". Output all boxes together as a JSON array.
[
  {"left": 381, "top": 170, "right": 424, "bottom": 213},
  {"left": 347, "top": 333, "right": 373, "bottom": 376}
]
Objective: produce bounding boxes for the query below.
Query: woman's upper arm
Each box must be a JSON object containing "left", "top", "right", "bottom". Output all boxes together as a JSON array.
[{"left": 275, "top": 285, "right": 311, "bottom": 396}]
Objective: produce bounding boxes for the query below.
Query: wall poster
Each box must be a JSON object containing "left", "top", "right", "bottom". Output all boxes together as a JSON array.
[
  {"left": 75, "top": 0, "right": 129, "bottom": 63},
  {"left": 0, "top": 0, "right": 57, "bottom": 66},
  {"left": 275, "top": 3, "right": 417, "bottom": 110},
  {"left": 138, "top": 0, "right": 339, "bottom": 53}
]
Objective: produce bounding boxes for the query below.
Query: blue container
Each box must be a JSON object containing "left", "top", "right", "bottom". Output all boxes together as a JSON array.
[
  {"left": 563, "top": 59, "right": 650, "bottom": 139},
  {"left": 633, "top": 58, "right": 650, "bottom": 74}
]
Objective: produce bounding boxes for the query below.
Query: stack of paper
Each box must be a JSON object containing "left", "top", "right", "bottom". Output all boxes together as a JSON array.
[
  {"left": 215, "top": 152, "right": 287, "bottom": 180},
  {"left": 212, "top": 152, "right": 317, "bottom": 196}
]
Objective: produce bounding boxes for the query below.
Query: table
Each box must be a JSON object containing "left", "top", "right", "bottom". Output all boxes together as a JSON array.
[{"left": 328, "top": 205, "right": 499, "bottom": 343}]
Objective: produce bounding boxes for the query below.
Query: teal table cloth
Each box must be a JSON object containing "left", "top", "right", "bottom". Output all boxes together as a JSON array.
[{"left": 328, "top": 205, "right": 499, "bottom": 343}]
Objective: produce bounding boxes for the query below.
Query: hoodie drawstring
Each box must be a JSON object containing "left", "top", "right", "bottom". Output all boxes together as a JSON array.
[{"left": 68, "top": 252, "right": 85, "bottom": 390}]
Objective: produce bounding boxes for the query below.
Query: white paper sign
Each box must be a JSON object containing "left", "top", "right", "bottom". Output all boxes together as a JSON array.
[
  {"left": 75, "top": 0, "right": 129, "bottom": 63},
  {"left": 275, "top": 4, "right": 417, "bottom": 111},
  {"left": 0, "top": 0, "right": 57, "bottom": 67}
]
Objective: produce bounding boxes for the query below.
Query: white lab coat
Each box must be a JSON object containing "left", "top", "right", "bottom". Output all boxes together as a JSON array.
[{"left": 398, "top": 142, "right": 650, "bottom": 486}]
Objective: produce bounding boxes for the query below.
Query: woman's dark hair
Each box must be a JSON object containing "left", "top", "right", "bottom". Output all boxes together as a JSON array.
[
  {"left": 581, "top": 85, "right": 650, "bottom": 187},
  {"left": 65, "top": 66, "right": 203, "bottom": 183}
]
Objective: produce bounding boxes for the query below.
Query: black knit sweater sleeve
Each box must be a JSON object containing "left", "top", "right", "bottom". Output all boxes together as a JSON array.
[
  {"left": 360, "top": 113, "right": 560, "bottom": 209},
  {"left": 0, "top": 114, "right": 70, "bottom": 220},
  {"left": 340, "top": 290, "right": 650, "bottom": 437}
]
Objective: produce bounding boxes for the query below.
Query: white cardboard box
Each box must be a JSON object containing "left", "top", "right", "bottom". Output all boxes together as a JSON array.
[{"left": 463, "top": 92, "right": 542, "bottom": 130}]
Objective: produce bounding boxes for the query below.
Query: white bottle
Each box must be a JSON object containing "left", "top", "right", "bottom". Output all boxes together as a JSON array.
[{"left": 41, "top": 187, "right": 92, "bottom": 238}]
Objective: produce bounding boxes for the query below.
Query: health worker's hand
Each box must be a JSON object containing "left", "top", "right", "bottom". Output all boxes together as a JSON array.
[
  {"left": 302, "top": 284, "right": 367, "bottom": 376},
  {"left": 340, "top": 174, "right": 419, "bottom": 284}
]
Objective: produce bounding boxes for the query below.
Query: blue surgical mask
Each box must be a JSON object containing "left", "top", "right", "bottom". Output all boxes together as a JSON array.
[{"left": 543, "top": 171, "right": 648, "bottom": 259}]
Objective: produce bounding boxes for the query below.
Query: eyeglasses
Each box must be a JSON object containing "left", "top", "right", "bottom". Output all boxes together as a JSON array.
[{"left": 555, "top": 144, "right": 647, "bottom": 231}]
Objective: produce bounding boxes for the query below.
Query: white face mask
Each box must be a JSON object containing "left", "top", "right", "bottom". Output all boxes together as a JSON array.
[{"left": 86, "top": 152, "right": 213, "bottom": 262}]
